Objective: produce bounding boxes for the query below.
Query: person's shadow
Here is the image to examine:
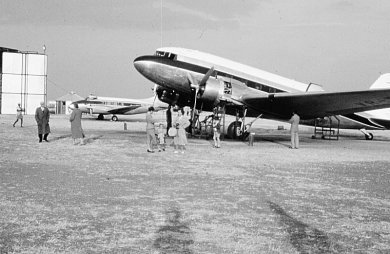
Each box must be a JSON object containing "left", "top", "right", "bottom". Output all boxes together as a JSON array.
[
  {"left": 153, "top": 206, "right": 194, "bottom": 253},
  {"left": 267, "top": 201, "right": 339, "bottom": 253}
]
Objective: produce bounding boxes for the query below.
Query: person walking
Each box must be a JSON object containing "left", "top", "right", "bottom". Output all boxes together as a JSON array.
[
  {"left": 35, "top": 101, "right": 50, "bottom": 143},
  {"left": 146, "top": 106, "right": 159, "bottom": 153},
  {"left": 13, "top": 103, "right": 24, "bottom": 127},
  {"left": 289, "top": 110, "right": 300, "bottom": 149},
  {"left": 173, "top": 108, "right": 190, "bottom": 153},
  {"left": 69, "top": 103, "right": 85, "bottom": 145}
]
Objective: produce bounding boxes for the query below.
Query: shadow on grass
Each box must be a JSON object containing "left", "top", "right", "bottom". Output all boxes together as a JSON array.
[
  {"left": 153, "top": 206, "right": 194, "bottom": 253},
  {"left": 80, "top": 134, "right": 104, "bottom": 145},
  {"left": 267, "top": 201, "right": 340, "bottom": 253},
  {"left": 50, "top": 134, "right": 73, "bottom": 141},
  {"left": 256, "top": 136, "right": 291, "bottom": 148}
]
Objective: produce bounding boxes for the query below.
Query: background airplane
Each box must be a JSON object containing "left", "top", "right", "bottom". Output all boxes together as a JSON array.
[
  {"left": 70, "top": 94, "right": 168, "bottom": 121},
  {"left": 133, "top": 47, "right": 390, "bottom": 140}
]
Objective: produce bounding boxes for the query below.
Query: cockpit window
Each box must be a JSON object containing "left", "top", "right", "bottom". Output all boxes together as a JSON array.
[{"left": 155, "top": 51, "right": 177, "bottom": 60}]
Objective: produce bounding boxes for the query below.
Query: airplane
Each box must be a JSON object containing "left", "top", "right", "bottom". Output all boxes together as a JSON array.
[
  {"left": 70, "top": 94, "right": 168, "bottom": 121},
  {"left": 133, "top": 47, "right": 390, "bottom": 140}
]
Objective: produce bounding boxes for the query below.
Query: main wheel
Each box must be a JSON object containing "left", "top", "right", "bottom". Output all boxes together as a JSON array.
[
  {"left": 227, "top": 121, "right": 243, "bottom": 139},
  {"left": 111, "top": 115, "right": 118, "bottom": 121},
  {"left": 97, "top": 114, "right": 104, "bottom": 120}
]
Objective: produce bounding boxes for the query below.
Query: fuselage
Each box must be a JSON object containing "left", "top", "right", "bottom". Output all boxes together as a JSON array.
[
  {"left": 71, "top": 95, "right": 168, "bottom": 115},
  {"left": 133, "top": 47, "right": 389, "bottom": 131}
]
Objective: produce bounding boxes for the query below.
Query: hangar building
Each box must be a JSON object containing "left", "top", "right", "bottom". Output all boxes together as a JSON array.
[{"left": 0, "top": 47, "right": 47, "bottom": 115}]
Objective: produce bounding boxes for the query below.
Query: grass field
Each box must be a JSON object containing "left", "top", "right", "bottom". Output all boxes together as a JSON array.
[{"left": 1, "top": 114, "right": 389, "bottom": 253}]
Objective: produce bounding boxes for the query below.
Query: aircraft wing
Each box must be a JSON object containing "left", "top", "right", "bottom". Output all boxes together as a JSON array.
[
  {"left": 106, "top": 105, "right": 142, "bottom": 114},
  {"left": 241, "top": 88, "right": 390, "bottom": 120}
]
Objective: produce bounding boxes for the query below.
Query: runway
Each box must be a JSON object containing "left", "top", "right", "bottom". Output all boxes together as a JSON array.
[{"left": 1, "top": 114, "right": 389, "bottom": 253}]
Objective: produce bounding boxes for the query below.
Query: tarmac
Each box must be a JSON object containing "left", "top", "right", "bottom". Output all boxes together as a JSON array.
[{"left": 1, "top": 113, "right": 389, "bottom": 253}]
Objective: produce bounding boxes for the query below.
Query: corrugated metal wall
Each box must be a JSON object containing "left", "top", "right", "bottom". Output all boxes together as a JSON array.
[{"left": 0, "top": 50, "right": 47, "bottom": 114}]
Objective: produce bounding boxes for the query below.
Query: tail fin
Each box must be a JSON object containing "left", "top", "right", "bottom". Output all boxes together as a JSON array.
[
  {"left": 365, "top": 73, "right": 390, "bottom": 124},
  {"left": 370, "top": 73, "right": 390, "bottom": 89}
]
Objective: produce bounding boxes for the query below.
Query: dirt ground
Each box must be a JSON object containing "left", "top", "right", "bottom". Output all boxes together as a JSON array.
[{"left": 1, "top": 114, "right": 390, "bottom": 253}]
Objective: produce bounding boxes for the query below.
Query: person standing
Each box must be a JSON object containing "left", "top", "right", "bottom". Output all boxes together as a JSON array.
[
  {"left": 35, "top": 101, "right": 50, "bottom": 143},
  {"left": 157, "top": 123, "right": 166, "bottom": 151},
  {"left": 173, "top": 108, "right": 190, "bottom": 153},
  {"left": 13, "top": 103, "right": 24, "bottom": 127},
  {"left": 146, "top": 106, "right": 159, "bottom": 153},
  {"left": 69, "top": 103, "right": 85, "bottom": 145},
  {"left": 213, "top": 116, "right": 221, "bottom": 148},
  {"left": 166, "top": 105, "right": 172, "bottom": 134},
  {"left": 289, "top": 111, "right": 300, "bottom": 149}
]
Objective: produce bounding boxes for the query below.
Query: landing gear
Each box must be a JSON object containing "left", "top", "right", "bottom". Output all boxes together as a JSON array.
[
  {"left": 365, "top": 133, "right": 374, "bottom": 140},
  {"left": 97, "top": 114, "right": 104, "bottom": 120},
  {"left": 360, "top": 129, "right": 374, "bottom": 140},
  {"left": 227, "top": 121, "right": 243, "bottom": 139},
  {"left": 226, "top": 107, "right": 250, "bottom": 140},
  {"left": 111, "top": 115, "right": 118, "bottom": 121}
]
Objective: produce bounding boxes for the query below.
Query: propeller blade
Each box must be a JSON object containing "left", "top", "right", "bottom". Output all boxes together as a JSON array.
[
  {"left": 187, "top": 73, "right": 197, "bottom": 88},
  {"left": 188, "top": 68, "right": 214, "bottom": 121},
  {"left": 199, "top": 66, "right": 215, "bottom": 86},
  {"left": 192, "top": 87, "right": 199, "bottom": 120}
]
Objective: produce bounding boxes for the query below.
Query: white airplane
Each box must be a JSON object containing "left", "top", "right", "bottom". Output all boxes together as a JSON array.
[
  {"left": 70, "top": 94, "right": 168, "bottom": 121},
  {"left": 133, "top": 47, "right": 390, "bottom": 140}
]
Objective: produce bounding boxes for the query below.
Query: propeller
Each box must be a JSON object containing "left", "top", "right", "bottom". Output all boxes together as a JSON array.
[
  {"left": 151, "top": 84, "right": 157, "bottom": 105},
  {"left": 187, "top": 67, "right": 215, "bottom": 120}
]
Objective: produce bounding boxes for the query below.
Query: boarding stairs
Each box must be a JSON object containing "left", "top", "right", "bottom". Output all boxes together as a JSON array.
[
  {"left": 191, "top": 105, "right": 226, "bottom": 140},
  {"left": 312, "top": 115, "right": 340, "bottom": 140}
]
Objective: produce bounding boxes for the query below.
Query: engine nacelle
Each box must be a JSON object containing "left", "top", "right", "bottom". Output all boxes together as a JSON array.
[
  {"left": 155, "top": 85, "right": 191, "bottom": 106},
  {"left": 155, "top": 79, "right": 224, "bottom": 109},
  {"left": 199, "top": 78, "right": 224, "bottom": 106},
  {"left": 156, "top": 86, "right": 178, "bottom": 105}
]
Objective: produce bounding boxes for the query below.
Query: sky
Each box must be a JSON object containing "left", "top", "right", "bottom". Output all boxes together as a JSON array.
[{"left": 1, "top": 0, "right": 390, "bottom": 100}]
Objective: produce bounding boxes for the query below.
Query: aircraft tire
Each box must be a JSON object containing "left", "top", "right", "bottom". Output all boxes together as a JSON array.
[
  {"left": 112, "top": 115, "right": 118, "bottom": 121},
  {"left": 365, "top": 133, "right": 374, "bottom": 140},
  {"left": 97, "top": 114, "right": 104, "bottom": 120},
  {"left": 227, "top": 121, "right": 243, "bottom": 139}
]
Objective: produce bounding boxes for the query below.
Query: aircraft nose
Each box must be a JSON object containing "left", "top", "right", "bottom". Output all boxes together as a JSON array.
[
  {"left": 133, "top": 56, "right": 160, "bottom": 84},
  {"left": 133, "top": 56, "right": 147, "bottom": 75}
]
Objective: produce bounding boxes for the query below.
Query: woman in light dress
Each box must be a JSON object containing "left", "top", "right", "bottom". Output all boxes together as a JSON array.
[{"left": 173, "top": 108, "right": 190, "bottom": 153}]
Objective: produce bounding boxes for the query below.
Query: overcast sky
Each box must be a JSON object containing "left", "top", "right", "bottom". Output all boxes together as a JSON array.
[{"left": 1, "top": 0, "right": 390, "bottom": 100}]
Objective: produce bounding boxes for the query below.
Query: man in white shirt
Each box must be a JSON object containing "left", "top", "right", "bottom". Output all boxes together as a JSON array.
[{"left": 289, "top": 111, "right": 300, "bottom": 149}]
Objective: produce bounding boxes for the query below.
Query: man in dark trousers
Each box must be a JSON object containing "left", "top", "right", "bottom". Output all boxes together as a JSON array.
[
  {"left": 35, "top": 101, "right": 50, "bottom": 143},
  {"left": 166, "top": 105, "right": 172, "bottom": 134}
]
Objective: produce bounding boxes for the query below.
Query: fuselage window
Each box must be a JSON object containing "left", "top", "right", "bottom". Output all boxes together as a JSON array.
[{"left": 206, "top": 69, "right": 285, "bottom": 93}]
